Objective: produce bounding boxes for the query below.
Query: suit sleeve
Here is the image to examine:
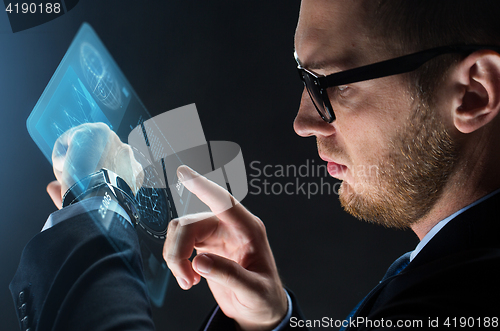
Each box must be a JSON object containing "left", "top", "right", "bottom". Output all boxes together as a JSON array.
[
  {"left": 9, "top": 209, "right": 155, "bottom": 331},
  {"left": 200, "top": 289, "right": 309, "bottom": 331}
]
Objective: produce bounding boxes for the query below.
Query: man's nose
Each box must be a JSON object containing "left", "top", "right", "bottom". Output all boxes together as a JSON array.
[{"left": 293, "top": 88, "right": 336, "bottom": 138}]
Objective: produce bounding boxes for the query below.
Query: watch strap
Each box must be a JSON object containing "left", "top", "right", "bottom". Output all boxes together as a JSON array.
[{"left": 62, "top": 169, "right": 140, "bottom": 224}]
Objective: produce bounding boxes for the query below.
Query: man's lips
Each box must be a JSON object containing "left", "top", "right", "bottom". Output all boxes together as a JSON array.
[
  {"left": 319, "top": 154, "right": 347, "bottom": 179},
  {"left": 327, "top": 162, "right": 347, "bottom": 178}
]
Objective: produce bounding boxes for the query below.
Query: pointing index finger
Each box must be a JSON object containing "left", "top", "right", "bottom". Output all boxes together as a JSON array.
[
  {"left": 177, "top": 165, "right": 247, "bottom": 221},
  {"left": 177, "top": 165, "right": 235, "bottom": 215}
]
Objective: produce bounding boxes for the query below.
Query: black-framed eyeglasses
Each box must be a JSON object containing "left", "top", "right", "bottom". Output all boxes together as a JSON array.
[{"left": 296, "top": 44, "right": 500, "bottom": 123}]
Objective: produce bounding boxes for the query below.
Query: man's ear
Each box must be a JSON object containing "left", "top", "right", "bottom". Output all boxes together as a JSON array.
[{"left": 451, "top": 50, "right": 500, "bottom": 134}]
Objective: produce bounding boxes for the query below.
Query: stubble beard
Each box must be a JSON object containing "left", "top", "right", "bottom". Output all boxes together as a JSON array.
[{"left": 339, "top": 101, "right": 459, "bottom": 229}]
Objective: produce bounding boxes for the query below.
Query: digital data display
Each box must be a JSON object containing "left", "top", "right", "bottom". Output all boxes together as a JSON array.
[
  {"left": 27, "top": 23, "right": 144, "bottom": 161},
  {"left": 26, "top": 22, "right": 173, "bottom": 307}
]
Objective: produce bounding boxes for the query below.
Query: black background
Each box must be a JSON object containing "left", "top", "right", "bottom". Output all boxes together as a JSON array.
[{"left": 0, "top": 1, "right": 418, "bottom": 330}]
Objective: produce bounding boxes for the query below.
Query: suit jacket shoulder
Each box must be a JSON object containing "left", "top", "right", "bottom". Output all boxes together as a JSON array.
[{"left": 356, "top": 192, "right": 500, "bottom": 328}]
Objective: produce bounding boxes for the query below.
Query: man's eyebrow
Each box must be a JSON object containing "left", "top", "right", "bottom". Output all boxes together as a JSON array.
[
  {"left": 294, "top": 50, "right": 345, "bottom": 71},
  {"left": 306, "top": 61, "right": 340, "bottom": 71}
]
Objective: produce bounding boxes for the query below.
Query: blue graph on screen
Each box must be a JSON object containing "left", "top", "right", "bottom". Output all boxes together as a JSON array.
[
  {"left": 27, "top": 23, "right": 172, "bottom": 307},
  {"left": 80, "top": 42, "right": 122, "bottom": 111},
  {"left": 35, "top": 65, "right": 112, "bottom": 152}
]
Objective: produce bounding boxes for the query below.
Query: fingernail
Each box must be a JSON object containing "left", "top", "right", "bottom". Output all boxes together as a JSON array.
[
  {"left": 195, "top": 254, "right": 214, "bottom": 274},
  {"left": 177, "top": 166, "right": 199, "bottom": 184},
  {"left": 177, "top": 169, "right": 185, "bottom": 182},
  {"left": 177, "top": 166, "right": 190, "bottom": 183},
  {"left": 178, "top": 278, "right": 189, "bottom": 289}
]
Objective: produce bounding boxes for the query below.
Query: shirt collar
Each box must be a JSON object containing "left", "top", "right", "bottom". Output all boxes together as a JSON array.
[{"left": 410, "top": 188, "right": 500, "bottom": 262}]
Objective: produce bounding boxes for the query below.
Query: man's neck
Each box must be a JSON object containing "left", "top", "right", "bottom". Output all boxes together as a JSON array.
[
  {"left": 411, "top": 192, "right": 473, "bottom": 241},
  {"left": 411, "top": 122, "right": 500, "bottom": 240},
  {"left": 411, "top": 170, "right": 500, "bottom": 241}
]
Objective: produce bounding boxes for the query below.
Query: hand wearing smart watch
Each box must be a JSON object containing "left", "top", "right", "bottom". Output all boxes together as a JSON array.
[
  {"left": 62, "top": 168, "right": 141, "bottom": 225},
  {"left": 43, "top": 122, "right": 172, "bottom": 309},
  {"left": 46, "top": 122, "right": 144, "bottom": 211}
]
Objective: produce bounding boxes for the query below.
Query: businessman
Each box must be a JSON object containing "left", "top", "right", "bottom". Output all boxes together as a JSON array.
[
  {"left": 165, "top": 0, "right": 500, "bottom": 330},
  {"left": 11, "top": 0, "right": 500, "bottom": 330}
]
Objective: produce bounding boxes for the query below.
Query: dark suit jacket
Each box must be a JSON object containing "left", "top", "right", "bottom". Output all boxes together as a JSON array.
[
  {"left": 205, "top": 193, "right": 500, "bottom": 330},
  {"left": 10, "top": 210, "right": 155, "bottom": 331},
  {"left": 344, "top": 192, "right": 500, "bottom": 330}
]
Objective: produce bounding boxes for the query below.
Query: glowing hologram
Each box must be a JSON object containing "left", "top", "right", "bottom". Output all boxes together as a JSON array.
[
  {"left": 28, "top": 23, "right": 132, "bottom": 163},
  {"left": 27, "top": 23, "right": 168, "bottom": 308},
  {"left": 130, "top": 147, "right": 173, "bottom": 239},
  {"left": 35, "top": 66, "right": 112, "bottom": 160},
  {"left": 128, "top": 104, "right": 248, "bottom": 218},
  {"left": 80, "top": 42, "right": 122, "bottom": 110}
]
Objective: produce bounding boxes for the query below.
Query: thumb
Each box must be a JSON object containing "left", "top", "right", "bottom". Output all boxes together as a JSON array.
[
  {"left": 47, "top": 180, "right": 63, "bottom": 209},
  {"left": 193, "top": 253, "right": 257, "bottom": 294}
]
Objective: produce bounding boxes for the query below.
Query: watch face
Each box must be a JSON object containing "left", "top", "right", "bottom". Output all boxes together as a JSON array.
[
  {"left": 131, "top": 144, "right": 177, "bottom": 240},
  {"left": 136, "top": 187, "right": 170, "bottom": 237}
]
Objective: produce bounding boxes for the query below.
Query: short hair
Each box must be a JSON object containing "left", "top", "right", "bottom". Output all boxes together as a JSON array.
[{"left": 364, "top": 0, "right": 500, "bottom": 104}]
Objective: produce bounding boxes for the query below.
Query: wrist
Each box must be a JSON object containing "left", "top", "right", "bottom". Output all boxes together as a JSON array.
[
  {"left": 62, "top": 169, "right": 140, "bottom": 224},
  {"left": 236, "top": 288, "right": 289, "bottom": 331}
]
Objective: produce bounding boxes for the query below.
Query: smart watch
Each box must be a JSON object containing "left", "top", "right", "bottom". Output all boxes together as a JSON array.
[
  {"left": 62, "top": 168, "right": 140, "bottom": 225},
  {"left": 61, "top": 167, "right": 173, "bottom": 307},
  {"left": 61, "top": 167, "right": 174, "bottom": 242}
]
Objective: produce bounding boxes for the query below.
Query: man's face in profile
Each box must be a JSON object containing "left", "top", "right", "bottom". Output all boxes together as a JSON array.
[{"left": 293, "top": 0, "right": 459, "bottom": 229}]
